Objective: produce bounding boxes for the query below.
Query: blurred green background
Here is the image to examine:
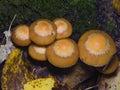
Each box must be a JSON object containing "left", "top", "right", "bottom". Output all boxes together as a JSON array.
[{"left": 0, "top": 0, "right": 115, "bottom": 36}]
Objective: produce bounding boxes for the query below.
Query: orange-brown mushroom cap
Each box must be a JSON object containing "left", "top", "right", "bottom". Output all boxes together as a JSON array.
[
  {"left": 97, "top": 55, "right": 119, "bottom": 74},
  {"left": 11, "top": 25, "right": 31, "bottom": 46},
  {"left": 29, "top": 19, "right": 56, "bottom": 45},
  {"left": 46, "top": 38, "right": 79, "bottom": 68},
  {"left": 28, "top": 44, "right": 47, "bottom": 61},
  {"left": 78, "top": 30, "right": 116, "bottom": 67},
  {"left": 53, "top": 18, "right": 72, "bottom": 39}
]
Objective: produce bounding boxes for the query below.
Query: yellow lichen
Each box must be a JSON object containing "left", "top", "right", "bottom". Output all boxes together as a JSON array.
[{"left": 1, "top": 48, "right": 34, "bottom": 90}]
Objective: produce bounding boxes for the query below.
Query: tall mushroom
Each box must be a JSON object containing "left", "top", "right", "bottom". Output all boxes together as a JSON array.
[{"left": 78, "top": 30, "right": 116, "bottom": 67}]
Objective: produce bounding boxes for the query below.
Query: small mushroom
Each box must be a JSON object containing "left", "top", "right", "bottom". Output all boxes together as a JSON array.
[
  {"left": 78, "top": 30, "right": 116, "bottom": 67},
  {"left": 53, "top": 18, "right": 72, "bottom": 39},
  {"left": 97, "top": 55, "right": 119, "bottom": 74},
  {"left": 29, "top": 19, "right": 56, "bottom": 45},
  {"left": 46, "top": 38, "right": 79, "bottom": 68},
  {"left": 11, "top": 25, "right": 31, "bottom": 46},
  {"left": 28, "top": 44, "right": 47, "bottom": 61}
]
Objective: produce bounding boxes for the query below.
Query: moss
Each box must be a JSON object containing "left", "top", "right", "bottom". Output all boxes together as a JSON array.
[
  {"left": 105, "top": 20, "right": 116, "bottom": 32},
  {"left": 0, "top": 0, "right": 115, "bottom": 35}
]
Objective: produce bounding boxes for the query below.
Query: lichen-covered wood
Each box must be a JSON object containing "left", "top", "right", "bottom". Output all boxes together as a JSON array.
[{"left": 1, "top": 48, "right": 34, "bottom": 90}]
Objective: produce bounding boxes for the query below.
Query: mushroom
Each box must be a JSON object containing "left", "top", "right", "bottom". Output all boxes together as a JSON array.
[
  {"left": 11, "top": 25, "right": 31, "bottom": 46},
  {"left": 53, "top": 18, "right": 72, "bottom": 39},
  {"left": 28, "top": 44, "right": 47, "bottom": 61},
  {"left": 78, "top": 30, "right": 116, "bottom": 67},
  {"left": 97, "top": 55, "right": 119, "bottom": 74},
  {"left": 46, "top": 38, "right": 79, "bottom": 68},
  {"left": 29, "top": 19, "right": 56, "bottom": 45}
]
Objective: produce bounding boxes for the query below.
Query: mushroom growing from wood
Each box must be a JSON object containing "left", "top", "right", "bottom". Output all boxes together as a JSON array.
[
  {"left": 11, "top": 25, "right": 31, "bottom": 46},
  {"left": 78, "top": 30, "right": 116, "bottom": 67},
  {"left": 46, "top": 38, "right": 79, "bottom": 68},
  {"left": 29, "top": 19, "right": 56, "bottom": 45},
  {"left": 53, "top": 18, "right": 72, "bottom": 39},
  {"left": 28, "top": 44, "right": 47, "bottom": 61}
]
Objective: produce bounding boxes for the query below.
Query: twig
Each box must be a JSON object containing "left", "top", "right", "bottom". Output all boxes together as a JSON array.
[
  {"left": 8, "top": 14, "right": 17, "bottom": 33},
  {"left": 5, "top": 14, "right": 17, "bottom": 42},
  {"left": 0, "top": 14, "right": 17, "bottom": 63},
  {"left": 84, "top": 84, "right": 99, "bottom": 90}
]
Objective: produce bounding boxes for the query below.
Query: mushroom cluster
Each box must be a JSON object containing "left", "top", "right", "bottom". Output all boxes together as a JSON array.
[
  {"left": 11, "top": 18, "right": 118, "bottom": 73},
  {"left": 11, "top": 18, "right": 79, "bottom": 68}
]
